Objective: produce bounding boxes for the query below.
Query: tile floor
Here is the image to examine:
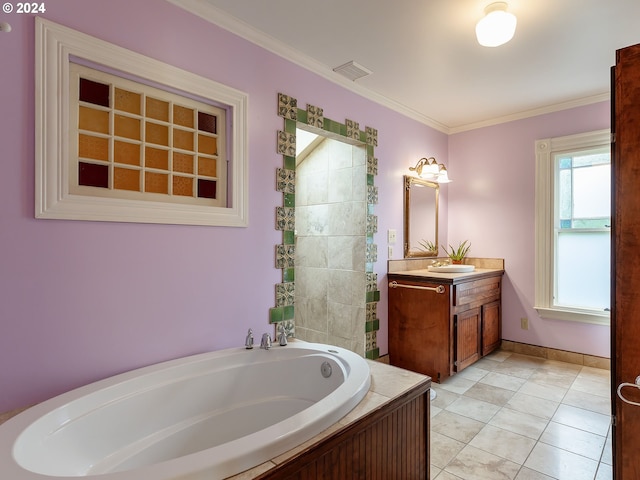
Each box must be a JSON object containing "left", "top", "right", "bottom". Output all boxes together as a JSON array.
[{"left": 430, "top": 350, "right": 612, "bottom": 480}]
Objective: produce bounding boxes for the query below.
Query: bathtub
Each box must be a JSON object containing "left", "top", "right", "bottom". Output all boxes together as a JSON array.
[{"left": 0, "top": 342, "right": 371, "bottom": 480}]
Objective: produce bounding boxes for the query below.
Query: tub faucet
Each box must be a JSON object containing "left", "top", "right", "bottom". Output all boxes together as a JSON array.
[
  {"left": 260, "top": 333, "right": 272, "bottom": 350},
  {"left": 278, "top": 324, "right": 288, "bottom": 346},
  {"left": 245, "top": 329, "right": 254, "bottom": 349}
]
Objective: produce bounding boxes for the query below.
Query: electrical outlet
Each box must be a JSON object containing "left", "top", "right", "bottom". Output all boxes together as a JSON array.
[
  {"left": 388, "top": 229, "right": 397, "bottom": 244},
  {"left": 388, "top": 246, "right": 394, "bottom": 258},
  {"left": 520, "top": 317, "right": 529, "bottom": 330}
]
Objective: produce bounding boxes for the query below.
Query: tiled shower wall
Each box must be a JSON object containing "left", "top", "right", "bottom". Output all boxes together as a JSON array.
[{"left": 295, "top": 137, "right": 368, "bottom": 355}]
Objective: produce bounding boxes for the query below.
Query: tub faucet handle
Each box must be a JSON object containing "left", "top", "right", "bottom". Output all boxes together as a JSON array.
[
  {"left": 260, "top": 333, "right": 272, "bottom": 350},
  {"left": 245, "top": 329, "right": 254, "bottom": 349},
  {"left": 278, "top": 324, "right": 288, "bottom": 346}
]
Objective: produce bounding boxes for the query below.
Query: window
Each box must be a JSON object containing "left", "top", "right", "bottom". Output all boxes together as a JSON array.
[
  {"left": 35, "top": 18, "right": 248, "bottom": 226},
  {"left": 535, "top": 129, "right": 611, "bottom": 324},
  {"left": 70, "top": 64, "right": 226, "bottom": 206}
]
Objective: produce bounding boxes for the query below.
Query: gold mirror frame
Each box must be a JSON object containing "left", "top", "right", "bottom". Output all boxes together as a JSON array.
[{"left": 404, "top": 175, "right": 439, "bottom": 258}]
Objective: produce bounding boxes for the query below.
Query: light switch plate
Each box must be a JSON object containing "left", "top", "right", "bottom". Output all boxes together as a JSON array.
[{"left": 388, "top": 229, "right": 397, "bottom": 244}]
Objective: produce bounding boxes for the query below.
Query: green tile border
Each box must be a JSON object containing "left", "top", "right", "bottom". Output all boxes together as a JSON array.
[{"left": 273, "top": 93, "right": 379, "bottom": 360}]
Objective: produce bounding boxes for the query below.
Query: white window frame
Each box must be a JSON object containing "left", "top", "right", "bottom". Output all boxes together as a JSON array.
[
  {"left": 534, "top": 129, "right": 611, "bottom": 325},
  {"left": 35, "top": 18, "right": 248, "bottom": 227}
]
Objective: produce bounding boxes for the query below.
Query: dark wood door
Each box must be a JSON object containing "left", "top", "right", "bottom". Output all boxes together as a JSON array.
[
  {"left": 612, "top": 42, "right": 640, "bottom": 479},
  {"left": 481, "top": 300, "right": 501, "bottom": 356},
  {"left": 454, "top": 307, "right": 480, "bottom": 372}
]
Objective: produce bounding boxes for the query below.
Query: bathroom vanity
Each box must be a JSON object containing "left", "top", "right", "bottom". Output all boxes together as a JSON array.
[{"left": 387, "top": 258, "right": 504, "bottom": 383}]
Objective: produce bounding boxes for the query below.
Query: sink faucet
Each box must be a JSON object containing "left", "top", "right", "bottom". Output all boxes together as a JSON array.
[
  {"left": 245, "top": 329, "right": 254, "bottom": 349},
  {"left": 260, "top": 333, "right": 272, "bottom": 350}
]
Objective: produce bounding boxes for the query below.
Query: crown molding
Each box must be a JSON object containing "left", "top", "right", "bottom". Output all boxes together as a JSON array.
[
  {"left": 168, "top": 0, "right": 610, "bottom": 135},
  {"left": 449, "top": 92, "right": 611, "bottom": 134},
  {"left": 167, "top": 0, "right": 450, "bottom": 133}
]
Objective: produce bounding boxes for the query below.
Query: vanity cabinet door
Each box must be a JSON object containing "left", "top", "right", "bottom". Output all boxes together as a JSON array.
[
  {"left": 481, "top": 300, "right": 501, "bottom": 356},
  {"left": 454, "top": 307, "right": 481, "bottom": 372},
  {"left": 388, "top": 280, "right": 451, "bottom": 382}
]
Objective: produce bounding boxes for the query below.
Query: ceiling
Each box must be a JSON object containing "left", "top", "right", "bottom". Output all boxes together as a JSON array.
[{"left": 170, "top": 0, "right": 640, "bottom": 133}]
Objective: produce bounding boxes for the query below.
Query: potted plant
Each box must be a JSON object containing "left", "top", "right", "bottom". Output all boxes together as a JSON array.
[{"left": 443, "top": 240, "right": 471, "bottom": 264}]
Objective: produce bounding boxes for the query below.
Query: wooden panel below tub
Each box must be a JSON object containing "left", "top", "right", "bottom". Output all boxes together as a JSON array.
[{"left": 255, "top": 379, "right": 431, "bottom": 480}]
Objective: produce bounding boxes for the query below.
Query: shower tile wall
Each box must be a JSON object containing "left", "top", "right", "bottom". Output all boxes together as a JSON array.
[{"left": 295, "top": 137, "right": 367, "bottom": 355}]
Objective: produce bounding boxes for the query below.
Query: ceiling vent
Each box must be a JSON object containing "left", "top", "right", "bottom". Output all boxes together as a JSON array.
[{"left": 333, "top": 61, "right": 372, "bottom": 81}]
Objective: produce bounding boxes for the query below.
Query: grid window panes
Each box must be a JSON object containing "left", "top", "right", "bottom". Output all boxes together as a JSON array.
[
  {"left": 554, "top": 148, "right": 610, "bottom": 311},
  {"left": 69, "top": 63, "right": 226, "bottom": 207}
]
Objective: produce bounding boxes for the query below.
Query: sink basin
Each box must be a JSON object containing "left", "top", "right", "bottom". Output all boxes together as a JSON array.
[{"left": 427, "top": 265, "right": 475, "bottom": 273}]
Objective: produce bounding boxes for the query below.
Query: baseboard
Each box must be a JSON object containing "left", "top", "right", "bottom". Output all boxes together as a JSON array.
[{"left": 501, "top": 340, "right": 610, "bottom": 370}]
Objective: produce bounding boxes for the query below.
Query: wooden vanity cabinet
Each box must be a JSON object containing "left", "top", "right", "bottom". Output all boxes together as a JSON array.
[{"left": 388, "top": 271, "right": 503, "bottom": 383}]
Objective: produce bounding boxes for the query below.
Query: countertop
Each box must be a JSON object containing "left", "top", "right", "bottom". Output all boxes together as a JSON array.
[{"left": 388, "top": 267, "right": 504, "bottom": 284}]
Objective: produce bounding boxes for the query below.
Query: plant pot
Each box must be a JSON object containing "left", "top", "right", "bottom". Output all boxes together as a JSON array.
[{"left": 451, "top": 259, "right": 463, "bottom": 264}]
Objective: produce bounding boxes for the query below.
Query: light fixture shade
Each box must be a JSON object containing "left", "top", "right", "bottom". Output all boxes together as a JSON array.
[
  {"left": 437, "top": 166, "right": 452, "bottom": 183},
  {"left": 476, "top": 2, "right": 517, "bottom": 47}
]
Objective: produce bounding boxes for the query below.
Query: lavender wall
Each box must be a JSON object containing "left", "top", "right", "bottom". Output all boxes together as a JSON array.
[
  {"left": 448, "top": 101, "right": 611, "bottom": 358},
  {"left": 0, "top": 0, "right": 611, "bottom": 414},
  {"left": 0, "top": 0, "right": 448, "bottom": 412}
]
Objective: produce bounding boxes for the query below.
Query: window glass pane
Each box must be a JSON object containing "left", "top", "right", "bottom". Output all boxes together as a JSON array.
[
  {"left": 558, "top": 168, "right": 572, "bottom": 220},
  {"left": 573, "top": 164, "right": 610, "bottom": 219},
  {"left": 556, "top": 231, "right": 610, "bottom": 311},
  {"left": 555, "top": 232, "right": 611, "bottom": 311}
]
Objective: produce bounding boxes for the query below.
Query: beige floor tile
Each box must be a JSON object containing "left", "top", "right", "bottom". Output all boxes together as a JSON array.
[
  {"left": 524, "top": 442, "right": 599, "bottom": 480},
  {"left": 571, "top": 374, "right": 610, "bottom": 399},
  {"left": 485, "top": 350, "right": 512, "bottom": 362},
  {"left": 492, "top": 362, "right": 537, "bottom": 379},
  {"left": 580, "top": 366, "right": 611, "bottom": 380},
  {"left": 528, "top": 368, "right": 579, "bottom": 389},
  {"left": 431, "top": 431, "right": 466, "bottom": 469},
  {"left": 552, "top": 404, "right": 611, "bottom": 436},
  {"left": 428, "top": 350, "right": 611, "bottom": 480},
  {"left": 439, "top": 375, "right": 477, "bottom": 395},
  {"left": 430, "top": 465, "right": 442, "bottom": 478},
  {"left": 473, "top": 357, "right": 502, "bottom": 371},
  {"left": 456, "top": 365, "right": 490, "bottom": 382},
  {"left": 464, "top": 382, "right": 515, "bottom": 406},
  {"left": 446, "top": 395, "right": 501, "bottom": 423},
  {"left": 445, "top": 445, "right": 520, "bottom": 480},
  {"left": 469, "top": 424, "right": 536, "bottom": 464},
  {"left": 431, "top": 386, "right": 460, "bottom": 409},
  {"left": 596, "top": 462, "right": 613, "bottom": 480},
  {"left": 489, "top": 407, "right": 548, "bottom": 439},
  {"left": 601, "top": 430, "right": 613, "bottom": 465},
  {"left": 515, "top": 467, "right": 555, "bottom": 479},
  {"left": 435, "top": 470, "right": 464, "bottom": 479},
  {"left": 431, "top": 405, "right": 443, "bottom": 418},
  {"left": 505, "top": 392, "right": 559, "bottom": 420},
  {"left": 562, "top": 388, "right": 611, "bottom": 415},
  {"left": 479, "top": 371, "right": 527, "bottom": 391},
  {"left": 518, "top": 379, "right": 568, "bottom": 402},
  {"left": 431, "top": 410, "right": 486, "bottom": 443},
  {"left": 504, "top": 353, "right": 547, "bottom": 368},
  {"left": 540, "top": 421, "right": 606, "bottom": 460},
  {"left": 540, "top": 359, "right": 583, "bottom": 374}
]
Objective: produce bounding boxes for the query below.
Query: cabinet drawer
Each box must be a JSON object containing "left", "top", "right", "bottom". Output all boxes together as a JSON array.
[{"left": 454, "top": 276, "right": 501, "bottom": 306}]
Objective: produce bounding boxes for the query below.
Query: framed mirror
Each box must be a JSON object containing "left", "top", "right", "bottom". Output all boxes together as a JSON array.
[{"left": 404, "top": 175, "right": 439, "bottom": 258}]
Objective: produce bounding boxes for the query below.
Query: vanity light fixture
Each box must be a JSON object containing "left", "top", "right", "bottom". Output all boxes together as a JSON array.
[
  {"left": 409, "top": 157, "right": 451, "bottom": 183},
  {"left": 476, "top": 2, "right": 517, "bottom": 47}
]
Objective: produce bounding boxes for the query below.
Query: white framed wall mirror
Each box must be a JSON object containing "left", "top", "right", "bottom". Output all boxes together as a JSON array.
[{"left": 403, "top": 175, "right": 439, "bottom": 258}]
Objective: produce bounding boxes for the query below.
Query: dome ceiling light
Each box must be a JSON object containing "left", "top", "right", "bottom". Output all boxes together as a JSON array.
[{"left": 476, "top": 2, "right": 517, "bottom": 47}]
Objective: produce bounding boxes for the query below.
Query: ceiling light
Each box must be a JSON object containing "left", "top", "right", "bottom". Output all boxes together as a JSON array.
[{"left": 476, "top": 2, "right": 517, "bottom": 47}]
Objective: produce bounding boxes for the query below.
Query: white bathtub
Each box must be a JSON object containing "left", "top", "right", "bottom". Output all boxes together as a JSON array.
[{"left": 0, "top": 342, "right": 371, "bottom": 480}]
